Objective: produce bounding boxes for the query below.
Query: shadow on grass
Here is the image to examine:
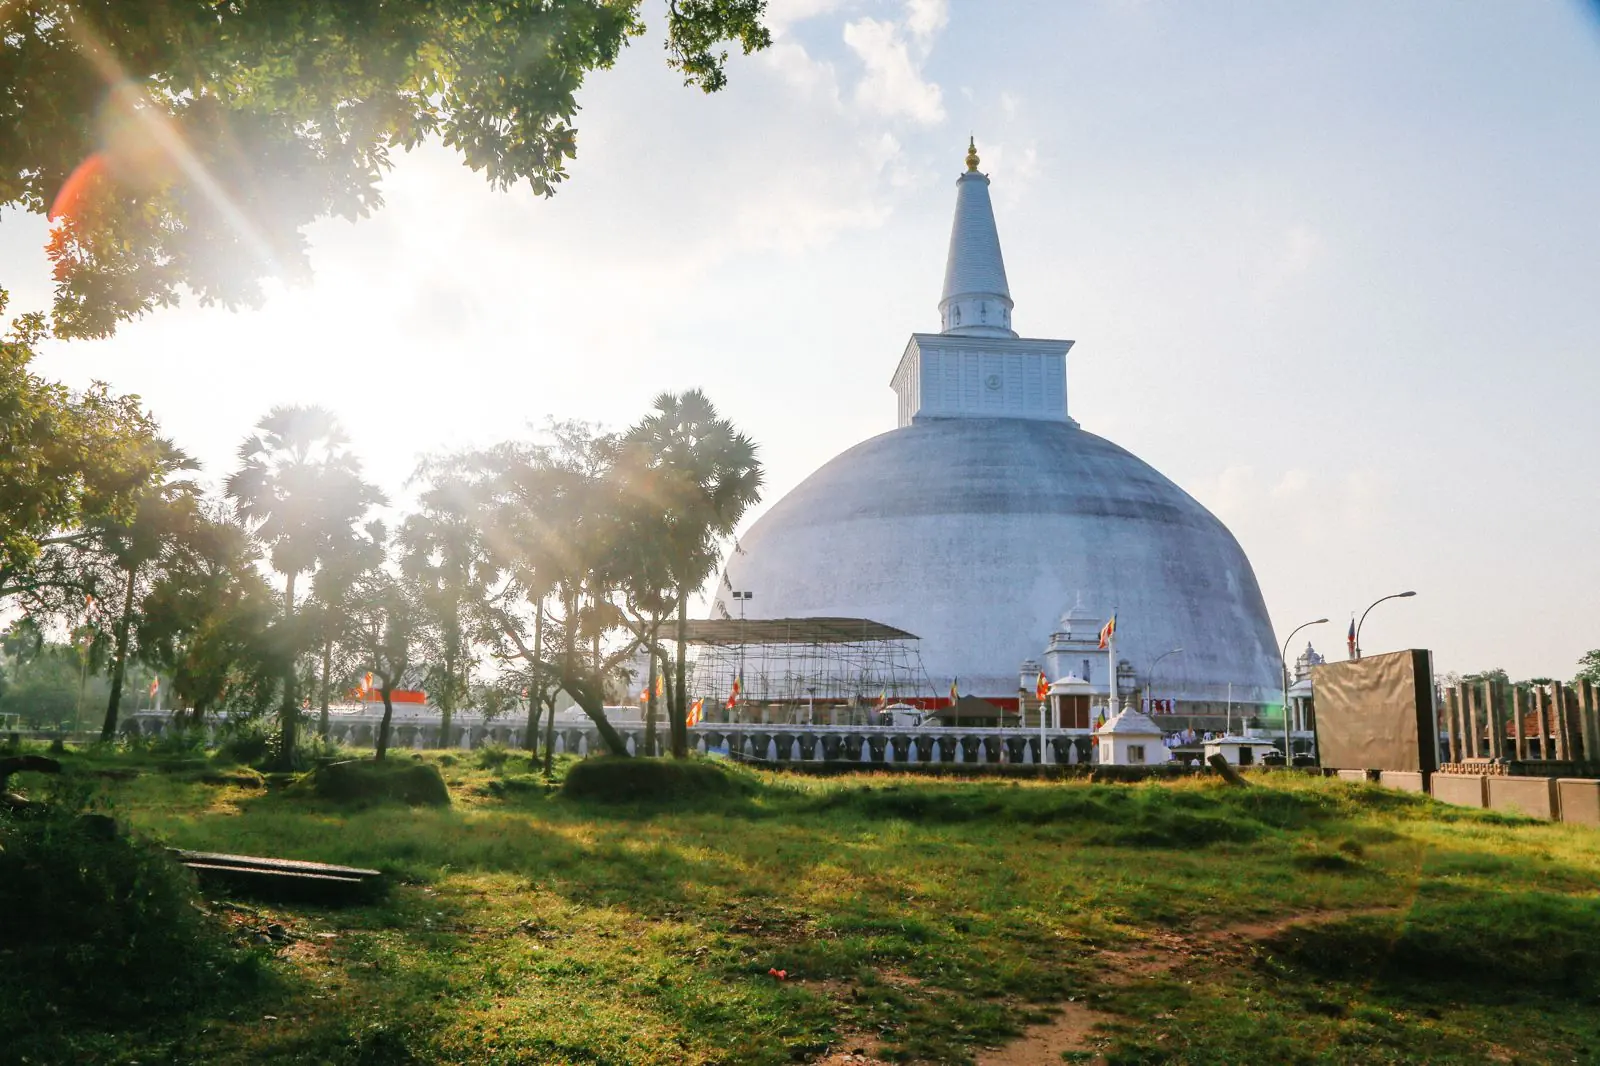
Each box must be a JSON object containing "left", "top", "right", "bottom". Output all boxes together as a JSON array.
[{"left": 1264, "top": 890, "right": 1600, "bottom": 1004}]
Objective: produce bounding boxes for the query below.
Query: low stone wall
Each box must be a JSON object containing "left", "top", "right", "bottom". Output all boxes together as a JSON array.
[
  {"left": 1486, "top": 775, "right": 1558, "bottom": 820},
  {"left": 1335, "top": 769, "right": 1374, "bottom": 784},
  {"left": 1429, "top": 773, "right": 1487, "bottom": 808},
  {"left": 1377, "top": 770, "right": 1425, "bottom": 793},
  {"left": 1556, "top": 779, "right": 1600, "bottom": 828}
]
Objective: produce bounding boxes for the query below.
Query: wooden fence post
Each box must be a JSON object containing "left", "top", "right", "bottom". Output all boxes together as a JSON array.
[
  {"left": 1463, "top": 683, "right": 1481, "bottom": 759},
  {"left": 1441, "top": 687, "right": 1458, "bottom": 764},
  {"left": 1486, "top": 680, "right": 1504, "bottom": 761},
  {"left": 1511, "top": 684, "right": 1527, "bottom": 762},
  {"left": 1552, "top": 681, "right": 1571, "bottom": 762},
  {"left": 1579, "top": 679, "right": 1599, "bottom": 766}
]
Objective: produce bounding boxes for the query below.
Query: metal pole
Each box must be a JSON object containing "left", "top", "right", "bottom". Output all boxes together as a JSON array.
[
  {"left": 1355, "top": 591, "right": 1416, "bottom": 660},
  {"left": 1149, "top": 648, "right": 1183, "bottom": 717},
  {"left": 1280, "top": 618, "right": 1328, "bottom": 764}
]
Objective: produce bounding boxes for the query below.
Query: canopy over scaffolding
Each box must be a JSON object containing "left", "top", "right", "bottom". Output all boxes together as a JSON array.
[
  {"left": 681, "top": 617, "right": 917, "bottom": 646},
  {"left": 682, "top": 616, "right": 928, "bottom": 710}
]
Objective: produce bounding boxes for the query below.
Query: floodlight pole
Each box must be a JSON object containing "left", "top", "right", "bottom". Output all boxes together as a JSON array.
[
  {"left": 1148, "top": 648, "right": 1184, "bottom": 716},
  {"left": 1281, "top": 618, "right": 1329, "bottom": 765},
  {"left": 730, "top": 590, "right": 753, "bottom": 723},
  {"left": 1354, "top": 591, "right": 1416, "bottom": 660}
]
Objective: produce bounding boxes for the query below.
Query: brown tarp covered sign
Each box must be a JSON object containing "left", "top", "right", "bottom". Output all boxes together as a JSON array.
[{"left": 1311, "top": 649, "right": 1438, "bottom": 773}]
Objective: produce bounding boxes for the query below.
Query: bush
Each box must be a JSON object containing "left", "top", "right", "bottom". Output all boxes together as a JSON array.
[
  {"left": 216, "top": 717, "right": 274, "bottom": 765},
  {"left": 0, "top": 805, "right": 261, "bottom": 1048},
  {"left": 300, "top": 758, "right": 451, "bottom": 807},
  {"left": 477, "top": 743, "right": 511, "bottom": 770},
  {"left": 561, "top": 756, "right": 758, "bottom": 803}
]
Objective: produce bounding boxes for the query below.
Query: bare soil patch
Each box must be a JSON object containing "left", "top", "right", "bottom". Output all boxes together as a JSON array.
[{"left": 977, "top": 906, "right": 1406, "bottom": 1066}]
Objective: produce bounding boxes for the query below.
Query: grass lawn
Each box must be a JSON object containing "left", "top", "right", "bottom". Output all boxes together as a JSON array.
[{"left": 10, "top": 749, "right": 1600, "bottom": 1065}]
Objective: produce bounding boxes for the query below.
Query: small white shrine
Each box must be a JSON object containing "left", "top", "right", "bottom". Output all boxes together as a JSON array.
[
  {"left": 1203, "top": 735, "right": 1280, "bottom": 767},
  {"left": 1095, "top": 707, "right": 1171, "bottom": 766}
]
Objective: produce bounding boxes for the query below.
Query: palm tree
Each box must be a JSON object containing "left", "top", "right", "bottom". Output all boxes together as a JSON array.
[
  {"left": 305, "top": 523, "right": 386, "bottom": 738},
  {"left": 398, "top": 466, "right": 496, "bottom": 751},
  {"left": 622, "top": 390, "right": 762, "bottom": 758},
  {"left": 92, "top": 441, "right": 203, "bottom": 741},
  {"left": 225, "top": 406, "right": 384, "bottom": 768}
]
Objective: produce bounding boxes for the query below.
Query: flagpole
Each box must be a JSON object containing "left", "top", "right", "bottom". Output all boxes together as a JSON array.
[
  {"left": 1038, "top": 674, "right": 1048, "bottom": 766},
  {"left": 1109, "top": 622, "right": 1117, "bottom": 713}
]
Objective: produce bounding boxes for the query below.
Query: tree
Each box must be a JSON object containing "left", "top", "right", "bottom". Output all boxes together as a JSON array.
[
  {"left": 0, "top": 296, "right": 164, "bottom": 603},
  {"left": 4, "top": 1, "right": 770, "bottom": 339},
  {"left": 305, "top": 524, "right": 386, "bottom": 739},
  {"left": 343, "top": 571, "right": 428, "bottom": 761},
  {"left": 136, "top": 502, "right": 283, "bottom": 725},
  {"left": 470, "top": 423, "right": 635, "bottom": 757},
  {"left": 621, "top": 390, "right": 761, "bottom": 757},
  {"left": 1577, "top": 651, "right": 1600, "bottom": 687},
  {"left": 225, "top": 406, "right": 384, "bottom": 768},
  {"left": 69, "top": 442, "right": 203, "bottom": 740},
  {"left": 608, "top": 459, "right": 681, "bottom": 759},
  {"left": 399, "top": 465, "right": 496, "bottom": 751}
]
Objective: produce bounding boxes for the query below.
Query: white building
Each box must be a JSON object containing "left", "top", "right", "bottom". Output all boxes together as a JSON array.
[
  {"left": 1096, "top": 708, "right": 1172, "bottom": 766},
  {"left": 712, "top": 140, "right": 1281, "bottom": 709}
]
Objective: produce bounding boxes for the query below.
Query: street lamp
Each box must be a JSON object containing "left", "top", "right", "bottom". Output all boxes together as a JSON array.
[
  {"left": 1281, "top": 618, "right": 1329, "bottom": 764},
  {"left": 1355, "top": 591, "right": 1416, "bottom": 660},
  {"left": 1148, "top": 648, "right": 1184, "bottom": 715},
  {"left": 731, "top": 590, "right": 753, "bottom": 723}
]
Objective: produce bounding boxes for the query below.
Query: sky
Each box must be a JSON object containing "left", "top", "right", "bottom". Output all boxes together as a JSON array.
[{"left": 5, "top": 0, "right": 1600, "bottom": 680}]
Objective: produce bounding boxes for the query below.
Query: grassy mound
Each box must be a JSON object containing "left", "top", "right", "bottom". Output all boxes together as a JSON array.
[
  {"left": 805, "top": 778, "right": 1339, "bottom": 846},
  {"left": 562, "top": 755, "right": 757, "bottom": 803},
  {"left": 1265, "top": 893, "right": 1600, "bottom": 1002},
  {"left": 0, "top": 808, "right": 261, "bottom": 1050},
  {"left": 301, "top": 758, "right": 451, "bottom": 807}
]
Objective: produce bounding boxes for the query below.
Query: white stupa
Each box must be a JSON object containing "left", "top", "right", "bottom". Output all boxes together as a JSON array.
[{"left": 714, "top": 141, "right": 1280, "bottom": 709}]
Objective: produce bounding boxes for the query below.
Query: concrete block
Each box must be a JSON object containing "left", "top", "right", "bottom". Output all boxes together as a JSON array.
[
  {"left": 1429, "top": 773, "right": 1487, "bottom": 808},
  {"left": 1336, "top": 769, "right": 1371, "bottom": 783},
  {"left": 1486, "top": 775, "right": 1558, "bottom": 820},
  {"left": 1556, "top": 779, "right": 1600, "bottom": 828},
  {"left": 1377, "top": 770, "right": 1425, "bottom": 793}
]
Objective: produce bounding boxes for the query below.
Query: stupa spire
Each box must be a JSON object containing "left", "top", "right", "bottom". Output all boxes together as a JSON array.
[{"left": 940, "top": 138, "right": 1016, "bottom": 338}]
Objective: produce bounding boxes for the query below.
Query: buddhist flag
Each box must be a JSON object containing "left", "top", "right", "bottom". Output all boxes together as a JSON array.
[
  {"left": 688, "top": 698, "right": 704, "bottom": 727},
  {"left": 725, "top": 675, "right": 742, "bottom": 710},
  {"left": 654, "top": 674, "right": 664, "bottom": 699},
  {"left": 949, "top": 677, "right": 959, "bottom": 701},
  {"left": 1098, "top": 614, "right": 1117, "bottom": 650},
  {"left": 1035, "top": 670, "right": 1050, "bottom": 702},
  {"left": 876, "top": 690, "right": 887, "bottom": 710},
  {"left": 1346, "top": 617, "right": 1357, "bottom": 658},
  {"left": 148, "top": 677, "right": 159, "bottom": 697},
  {"left": 364, "top": 671, "right": 374, "bottom": 693}
]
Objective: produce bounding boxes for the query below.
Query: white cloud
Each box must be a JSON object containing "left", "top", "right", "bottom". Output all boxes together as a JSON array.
[
  {"left": 764, "top": 0, "right": 848, "bottom": 36},
  {"left": 762, "top": 39, "right": 842, "bottom": 104},
  {"left": 842, "top": 3, "right": 947, "bottom": 126},
  {"left": 1000, "top": 90, "right": 1021, "bottom": 120},
  {"left": 1191, "top": 464, "right": 1393, "bottom": 551},
  {"left": 905, "top": 0, "right": 950, "bottom": 42},
  {"left": 1254, "top": 224, "right": 1325, "bottom": 299}
]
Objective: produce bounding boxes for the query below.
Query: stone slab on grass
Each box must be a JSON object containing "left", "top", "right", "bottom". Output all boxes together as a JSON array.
[
  {"left": 1556, "top": 779, "right": 1600, "bottom": 828},
  {"left": 1335, "top": 769, "right": 1372, "bottom": 783},
  {"left": 1377, "top": 770, "right": 1425, "bottom": 793},
  {"left": 1486, "top": 775, "right": 1558, "bottom": 820},
  {"left": 1430, "top": 773, "right": 1486, "bottom": 808}
]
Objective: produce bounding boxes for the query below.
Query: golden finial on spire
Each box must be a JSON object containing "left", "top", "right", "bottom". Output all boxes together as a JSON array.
[{"left": 965, "top": 136, "right": 980, "bottom": 172}]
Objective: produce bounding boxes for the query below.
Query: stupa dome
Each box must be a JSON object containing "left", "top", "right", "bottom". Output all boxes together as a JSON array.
[
  {"left": 721, "top": 418, "right": 1280, "bottom": 702},
  {"left": 714, "top": 142, "right": 1281, "bottom": 708}
]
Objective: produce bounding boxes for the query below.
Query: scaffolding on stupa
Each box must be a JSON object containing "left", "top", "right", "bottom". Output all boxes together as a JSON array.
[{"left": 681, "top": 617, "right": 930, "bottom": 716}]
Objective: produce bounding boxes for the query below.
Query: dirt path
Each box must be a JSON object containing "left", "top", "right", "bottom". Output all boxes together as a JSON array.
[{"left": 974, "top": 906, "right": 1405, "bottom": 1066}]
